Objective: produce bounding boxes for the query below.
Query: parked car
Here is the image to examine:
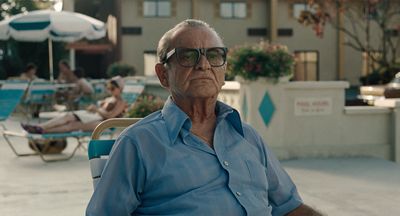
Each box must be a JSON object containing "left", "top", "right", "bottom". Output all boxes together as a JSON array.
[{"left": 359, "top": 72, "right": 400, "bottom": 102}]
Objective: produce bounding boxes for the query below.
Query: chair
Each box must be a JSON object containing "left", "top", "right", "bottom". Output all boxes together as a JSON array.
[
  {"left": 77, "top": 79, "right": 107, "bottom": 109},
  {"left": 23, "top": 80, "right": 56, "bottom": 117},
  {"left": 1, "top": 129, "right": 96, "bottom": 162},
  {"left": 0, "top": 80, "right": 109, "bottom": 162},
  {"left": 121, "top": 80, "right": 145, "bottom": 105},
  {"left": 0, "top": 80, "right": 30, "bottom": 121},
  {"left": 88, "top": 118, "right": 141, "bottom": 188}
]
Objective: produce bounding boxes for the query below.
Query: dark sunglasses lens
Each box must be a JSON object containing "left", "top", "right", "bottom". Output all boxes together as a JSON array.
[
  {"left": 206, "top": 48, "right": 226, "bottom": 67},
  {"left": 177, "top": 49, "right": 199, "bottom": 67}
]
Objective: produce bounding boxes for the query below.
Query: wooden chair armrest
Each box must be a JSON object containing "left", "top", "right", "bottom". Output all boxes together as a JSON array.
[{"left": 91, "top": 118, "right": 141, "bottom": 139}]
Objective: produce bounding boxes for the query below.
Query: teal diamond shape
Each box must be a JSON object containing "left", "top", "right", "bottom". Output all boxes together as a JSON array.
[{"left": 258, "top": 92, "right": 275, "bottom": 127}]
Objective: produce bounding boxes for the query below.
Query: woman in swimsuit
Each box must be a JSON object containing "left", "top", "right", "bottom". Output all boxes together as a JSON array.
[{"left": 22, "top": 77, "right": 127, "bottom": 134}]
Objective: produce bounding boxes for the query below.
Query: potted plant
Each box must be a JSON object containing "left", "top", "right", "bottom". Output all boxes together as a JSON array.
[
  {"left": 227, "top": 41, "right": 295, "bottom": 83},
  {"left": 125, "top": 93, "right": 164, "bottom": 118}
]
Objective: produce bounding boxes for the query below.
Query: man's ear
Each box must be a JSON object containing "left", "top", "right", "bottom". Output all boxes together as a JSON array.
[{"left": 155, "top": 63, "right": 169, "bottom": 88}]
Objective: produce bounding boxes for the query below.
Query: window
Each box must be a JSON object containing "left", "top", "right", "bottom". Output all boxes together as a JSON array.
[
  {"left": 291, "top": 3, "right": 315, "bottom": 19},
  {"left": 294, "top": 51, "right": 319, "bottom": 81},
  {"left": 220, "top": 1, "right": 247, "bottom": 18},
  {"left": 144, "top": 51, "right": 157, "bottom": 76},
  {"left": 143, "top": 0, "right": 171, "bottom": 17}
]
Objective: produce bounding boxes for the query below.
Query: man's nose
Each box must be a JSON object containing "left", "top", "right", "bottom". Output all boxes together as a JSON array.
[{"left": 195, "top": 54, "right": 211, "bottom": 70}]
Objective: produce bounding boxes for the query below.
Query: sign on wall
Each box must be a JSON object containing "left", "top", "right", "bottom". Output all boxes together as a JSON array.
[{"left": 294, "top": 97, "right": 332, "bottom": 116}]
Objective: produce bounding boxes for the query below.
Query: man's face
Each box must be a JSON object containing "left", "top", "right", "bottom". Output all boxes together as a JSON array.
[{"left": 157, "top": 26, "right": 226, "bottom": 100}]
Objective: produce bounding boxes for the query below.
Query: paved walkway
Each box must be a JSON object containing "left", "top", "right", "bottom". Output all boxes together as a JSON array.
[
  {"left": 1, "top": 117, "right": 400, "bottom": 215},
  {"left": 282, "top": 158, "right": 400, "bottom": 215}
]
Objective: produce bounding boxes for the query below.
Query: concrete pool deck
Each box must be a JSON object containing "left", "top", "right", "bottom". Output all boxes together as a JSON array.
[{"left": 1, "top": 118, "right": 399, "bottom": 215}]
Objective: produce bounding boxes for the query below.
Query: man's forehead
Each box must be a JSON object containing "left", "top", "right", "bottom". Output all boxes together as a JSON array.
[{"left": 170, "top": 26, "right": 223, "bottom": 47}]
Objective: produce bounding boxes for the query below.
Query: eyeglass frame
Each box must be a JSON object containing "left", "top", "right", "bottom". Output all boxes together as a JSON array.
[{"left": 162, "top": 47, "right": 228, "bottom": 68}]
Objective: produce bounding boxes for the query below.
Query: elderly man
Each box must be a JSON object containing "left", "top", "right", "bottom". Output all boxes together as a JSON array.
[{"left": 86, "top": 19, "right": 321, "bottom": 216}]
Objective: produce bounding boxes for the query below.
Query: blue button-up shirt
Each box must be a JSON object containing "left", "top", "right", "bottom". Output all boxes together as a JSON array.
[{"left": 86, "top": 97, "right": 302, "bottom": 216}]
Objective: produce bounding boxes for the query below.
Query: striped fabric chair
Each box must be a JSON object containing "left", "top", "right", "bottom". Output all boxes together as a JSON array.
[
  {"left": 88, "top": 118, "right": 141, "bottom": 188},
  {"left": 23, "top": 80, "right": 56, "bottom": 117},
  {"left": 0, "top": 80, "right": 29, "bottom": 121},
  {"left": 121, "top": 80, "right": 145, "bottom": 105}
]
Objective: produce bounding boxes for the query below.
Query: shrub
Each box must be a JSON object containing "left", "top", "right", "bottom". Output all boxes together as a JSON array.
[
  {"left": 106, "top": 62, "right": 136, "bottom": 78},
  {"left": 125, "top": 93, "right": 164, "bottom": 118},
  {"left": 227, "top": 41, "right": 295, "bottom": 81}
]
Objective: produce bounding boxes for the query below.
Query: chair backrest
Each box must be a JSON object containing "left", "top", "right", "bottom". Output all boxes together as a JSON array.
[
  {"left": 0, "top": 81, "right": 29, "bottom": 121},
  {"left": 121, "top": 80, "right": 145, "bottom": 105},
  {"left": 25, "top": 81, "right": 56, "bottom": 104},
  {"left": 75, "top": 79, "right": 107, "bottom": 109},
  {"left": 88, "top": 118, "right": 141, "bottom": 189},
  {"left": 90, "top": 79, "right": 107, "bottom": 95}
]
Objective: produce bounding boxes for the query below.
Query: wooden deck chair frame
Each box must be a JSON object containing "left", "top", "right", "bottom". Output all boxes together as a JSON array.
[{"left": 88, "top": 118, "right": 141, "bottom": 188}]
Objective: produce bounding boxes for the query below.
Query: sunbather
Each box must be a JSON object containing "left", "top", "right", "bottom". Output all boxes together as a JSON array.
[
  {"left": 19, "top": 63, "right": 40, "bottom": 82},
  {"left": 55, "top": 67, "right": 95, "bottom": 110},
  {"left": 22, "top": 76, "right": 127, "bottom": 134}
]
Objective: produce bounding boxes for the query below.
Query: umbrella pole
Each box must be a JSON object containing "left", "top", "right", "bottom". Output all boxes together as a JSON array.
[{"left": 48, "top": 38, "right": 54, "bottom": 82}]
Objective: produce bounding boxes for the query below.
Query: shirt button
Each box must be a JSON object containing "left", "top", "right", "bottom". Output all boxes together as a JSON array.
[
  {"left": 236, "top": 192, "right": 242, "bottom": 196},
  {"left": 223, "top": 161, "right": 229, "bottom": 166}
]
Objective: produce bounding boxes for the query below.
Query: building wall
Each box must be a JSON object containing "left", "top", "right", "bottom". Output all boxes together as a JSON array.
[
  {"left": 276, "top": 0, "right": 339, "bottom": 82},
  {"left": 62, "top": 0, "right": 74, "bottom": 11},
  {"left": 120, "top": 0, "right": 270, "bottom": 76},
  {"left": 119, "top": 0, "right": 380, "bottom": 85},
  {"left": 121, "top": 0, "right": 192, "bottom": 76}
]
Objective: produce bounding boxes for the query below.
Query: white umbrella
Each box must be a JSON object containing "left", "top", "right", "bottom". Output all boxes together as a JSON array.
[{"left": 0, "top": 9, "right": 106, "bottom": 81}]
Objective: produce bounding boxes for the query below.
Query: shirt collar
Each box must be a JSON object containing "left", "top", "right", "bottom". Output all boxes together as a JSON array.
[
  {"left": 161, "top": 97, "right": 244, "bottom": 143},
  {"left": 216, "top": 100, "right": 244, "bottom": 137},
  {"left": 161, "top": 97, "right": 191, "bottom": 144}
]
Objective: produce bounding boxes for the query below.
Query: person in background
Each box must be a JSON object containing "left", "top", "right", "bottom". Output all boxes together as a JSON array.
[
  {"left": 57, "top": 59, "right": 74, "bottom": 83},
  {"left": 55, "top": 66, "right": 95, "bottom": 110},
  {"left": 21, "top": 76, "right": 127, "bottom": 134},
  {"left": 67, "top": 67, "right": 95, "bottom": 109},
  {"left": 86, "top": 19, "right": 322, "bottom": 216},
  {"left": 19, "top": 63, "right": 39, "bottom": 82}
]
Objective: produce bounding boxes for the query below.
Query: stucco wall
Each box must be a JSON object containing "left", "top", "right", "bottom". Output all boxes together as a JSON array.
[
  {"left": 120, "top": 0, "right": 270, "bottom": 76},
  {"left": 119, "top": 0, "right": 383, "bottom": 85}
]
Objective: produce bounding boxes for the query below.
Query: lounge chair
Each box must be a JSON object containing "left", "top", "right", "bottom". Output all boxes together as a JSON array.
[
  {"left": 2, "top": 129, "right": 96, "bottom": 162},
  {"left": 0, "top": 80, "right": 29, "bottom": 121},
  {"left": 0, "top": 81, "right": 96, "bottom": 162},
  {"left": 122, "top": 80, "right": 145, "bottom": 105},
  {"left": 1, "top": 79, "right": 144, "bottom": 162},
  {"left": 88, "top": 118, "right": 141, "bottom": 188},
  {"left": 39, "top": 80, "right": 145, "bottom": 119},
  {"left": 0, "top": 80, "right": 90, "bottom": 162},
  {"left": 22, "top": 80, "right": 56, "bottom": 118}
]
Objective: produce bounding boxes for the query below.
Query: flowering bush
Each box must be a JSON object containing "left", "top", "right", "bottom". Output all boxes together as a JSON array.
[
  {"left": 125, "top": 93, "right": 164, "bottom": 118},
  {"left": 227, "top": 41, "right": 295, "bottom": 81}
]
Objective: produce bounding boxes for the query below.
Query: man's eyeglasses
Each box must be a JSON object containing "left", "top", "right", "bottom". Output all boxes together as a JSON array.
[{"left": 162, "top": 47, "right": 228, "bottom": 68}]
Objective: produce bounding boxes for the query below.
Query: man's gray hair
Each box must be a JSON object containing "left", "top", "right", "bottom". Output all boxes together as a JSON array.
[{"left": 157, "top": 19, "right": 223, "bottom": 63}]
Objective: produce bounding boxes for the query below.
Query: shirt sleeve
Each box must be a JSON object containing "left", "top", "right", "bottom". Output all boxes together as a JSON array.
[
  {"left": 86, "top": 134, "right": 145, "bottom": 216},
  {"left": 246, "top": 127, "right": 303, "bottom": 216}
]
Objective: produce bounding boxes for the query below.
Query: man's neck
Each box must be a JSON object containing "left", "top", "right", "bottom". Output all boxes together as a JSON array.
[
  {"left": 172, "top": 95, "right": 218, "bottom": 148},
  {"left": 172, "top": 96, "right": 217, "bottom": 122}
]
